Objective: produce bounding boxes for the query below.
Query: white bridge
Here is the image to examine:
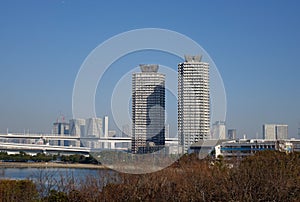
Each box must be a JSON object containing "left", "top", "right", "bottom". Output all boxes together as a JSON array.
[
  {"left": 0, "top": 133, "right": 178, "bottom": 155},
  {"left": 0, "top": 133, "right": 131, "bottom": 142},
  {"left": 0, "top": 142, "right": 91, "bottom": 155}
]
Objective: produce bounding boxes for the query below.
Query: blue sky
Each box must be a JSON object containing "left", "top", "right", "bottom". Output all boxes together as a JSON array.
[{"left": 0, "top": 0, "right": 299, "bottom": 138}]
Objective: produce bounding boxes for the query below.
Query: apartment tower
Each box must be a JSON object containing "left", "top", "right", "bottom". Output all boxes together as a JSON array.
[
  {"left": 132, "top": 64, "right": 165, "bottom": 154},
  {"left": 178, "top": 55, "right": 210, "bottom": 153}
]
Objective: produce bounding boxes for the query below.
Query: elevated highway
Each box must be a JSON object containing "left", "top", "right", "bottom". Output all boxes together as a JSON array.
[{"left": 0, "top": 133, "right": 178, "bottom": 154}]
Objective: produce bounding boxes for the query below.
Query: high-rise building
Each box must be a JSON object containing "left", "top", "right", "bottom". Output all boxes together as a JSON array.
[
  {"left": 228, "top": 129, "right": 237, "bottom": 140},
  {"left": 85, "top": 118, "right": 103, "bottom": 138},
  {"left": 69, "top": 119, "right": 85, "bottom": 137},
  {"left": 275, "top": 124, "right": 288, "bottom": 139},
  {"left": 132, "top": 64, "right": 165, "bottom": 154},
  {"left": 263, "top": 124, "right": 276, "bottom": 139},
  {"left": 53, "top": 122, "right": 69, "bottom": 135},
  {"left": 178, "top": 55, "right": 210, "bottom": 153},
  {"left": 263, "top": 124, "right": 288, "bottom": 140},
  {"left": 52, "top": 121, "right": 69, "bottom": 146},
  {"left": 212, "top": 121, "right": 226, "bottom": 139}
]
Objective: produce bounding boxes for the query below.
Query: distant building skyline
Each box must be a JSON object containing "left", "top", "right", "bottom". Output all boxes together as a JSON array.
[{"left": 1, "top": 1, "right": 300, "bottom": 139}]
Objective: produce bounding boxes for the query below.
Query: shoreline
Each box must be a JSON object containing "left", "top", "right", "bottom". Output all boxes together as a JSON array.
[{"left": 0, "top": 162, "right": 108, "bottom": 169}]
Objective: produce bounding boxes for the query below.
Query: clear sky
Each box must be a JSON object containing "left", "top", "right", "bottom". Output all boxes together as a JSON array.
[{"left": 0, "top": 0, "right": 299, "bottom": 138}]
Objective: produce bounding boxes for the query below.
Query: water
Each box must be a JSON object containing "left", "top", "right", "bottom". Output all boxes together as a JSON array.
[
  {"left": 0, "top": 167, "right": 113, "bottom": 180},
  {"left": 0, "top": 167, "right": 119, "bottom": 197}
]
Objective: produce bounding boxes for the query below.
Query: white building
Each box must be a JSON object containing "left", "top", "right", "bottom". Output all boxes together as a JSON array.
[
  {"left": 212, "top": 121, "right": 226, "bottom": 139},
  {"left": 104, "top": 116, "right": 109, "bottom": 138},
  {"left": 85, "top": 118, "right": 103, "bottom": 138},
  {"left": 228, "top": 129, "right": 237, "bottom": 140},
  {"left": 275, "top": 124, "right": 288, "bottom": 139},
  {"left": 178, "top": 55, "right": 210, "bottom": 153},
  {"left": 263, "top": 124, "right": 288, "bottom": 140},
  {"left": 132, "top": 64, "right": 165, "bottom": 154},
  {"left": 263, "top": 124, "right": 276, "bottom": 139},
  {"left": 69, "top": 119, "right": 85, "bottom": 137},
  {"left": 53, "top": 122, "right": 69, "bottom": 136}
]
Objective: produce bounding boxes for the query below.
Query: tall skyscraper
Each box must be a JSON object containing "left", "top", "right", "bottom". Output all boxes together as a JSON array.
[
  {"left": 212, "top": 121, "right": 226, "bottom": 139},
  {"left": 263, "top": 124, "right": 288, "bottom": 140},
  {"left": 132, "top": 64, "right": 165, "bottom": 154},
  {"left": 178, "top": 55, "right": 210, "bottom": 153},
  {"left": 85, "top": 118, "right": 103, "bottom": 138}
]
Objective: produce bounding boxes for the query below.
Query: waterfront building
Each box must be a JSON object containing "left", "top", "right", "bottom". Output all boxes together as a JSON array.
[
  {"left": 214, "top": 138, "right": 299, "bottom": 159},
  {"left": 132, "top": 64, "right": 165, "bottom": 154},
  {"left": 178, "top": 55, "right": 210, "bottom": 153},
  {"left": 215, "top": 139, "right": 276, "bottom": 158}
]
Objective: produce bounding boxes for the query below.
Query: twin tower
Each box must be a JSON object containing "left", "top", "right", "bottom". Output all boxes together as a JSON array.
[{"left": 132, "top": 55, "right": 210, "bottom": 154}]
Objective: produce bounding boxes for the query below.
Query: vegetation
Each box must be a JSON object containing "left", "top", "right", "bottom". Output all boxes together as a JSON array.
[
  {"left": 60, "top": 154, "right": 98, "bottom": 164},
  {"left": 0, "top": 151, "right": 299, "bottom": 201},
  {"left": 0, "top": 180, "right": 38, "bottom": 202},
  {"left": 0, "top": 152, "right": 97, "bottom": 164}
]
